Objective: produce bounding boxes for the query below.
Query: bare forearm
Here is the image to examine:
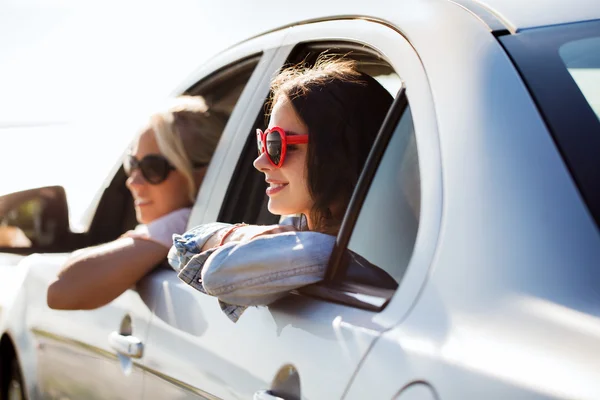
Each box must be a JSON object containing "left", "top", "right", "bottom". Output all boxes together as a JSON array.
[{"left": 47, "top": 238, "right": 168, "bottom": 310}]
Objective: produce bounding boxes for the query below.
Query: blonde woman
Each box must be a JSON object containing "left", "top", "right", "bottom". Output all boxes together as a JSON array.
[{"left": 47, "top": 96, "right": 226, "bottom": 310}]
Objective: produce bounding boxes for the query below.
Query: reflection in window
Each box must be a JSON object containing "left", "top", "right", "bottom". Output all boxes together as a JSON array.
[
  {"left": 559, "top": 37, "right": 600, "bottom": 120},
  {"left": 0, "top": 198, "right": 44, "bottom": 247}
]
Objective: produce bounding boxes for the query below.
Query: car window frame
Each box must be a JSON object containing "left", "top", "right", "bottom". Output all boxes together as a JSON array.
[
  {"left": 216, "top": 39, "right": 404, "bottom": 226},
  {"left": 213, "top": 19, "right": 443, "bottom": 329},
  {"left": 182, "top": 32, "right": 296, "bottom": 228}
]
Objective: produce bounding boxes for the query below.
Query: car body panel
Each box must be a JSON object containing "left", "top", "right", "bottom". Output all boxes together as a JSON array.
[
  {"left": 141, "top": 268, "right": 384, "bottom": 400},
  {"left": 11, "top": 254, "right": 155, "bottom": 400},
  {"left": 344, "top": 2, "right": 600, "bottom": 399},
  {"left": 0, "top": 255, "right": 37, "bottom": 400}
]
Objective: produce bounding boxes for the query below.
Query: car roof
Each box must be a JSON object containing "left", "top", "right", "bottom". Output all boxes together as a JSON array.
[
  {"left": 469, "top": 0, "right": 600, "bottom": 32},
  {"left": 225, "top": 0, "right": 600, "bottom": 43}
]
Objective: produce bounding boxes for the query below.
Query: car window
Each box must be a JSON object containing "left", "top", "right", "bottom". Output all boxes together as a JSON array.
[
  {"left": 342, "top": 106, "right": 419, "bottom": 286},
  {"left": 500, "top": 20, "right": 600, "bottom": 230},
  {"left": 559, "top": 37, "right": 600, "bottom": 120},
  {"left": 86, "top": 56, "right": 261, "bottom": 247},
  {"left": 219, "top": 43, "right": 403, "bottom": 226},
  {"left": 290, "top": 42, "right": 402, "bottom": 97},
  {"left": 218, "top": 43, "right": 419, "bottom": 309},
  {"left": 184, "top": 55, "right": 260, "bottom": 115}
]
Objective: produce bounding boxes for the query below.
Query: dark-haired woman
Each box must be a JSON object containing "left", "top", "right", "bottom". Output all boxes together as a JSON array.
[{"left": 169, "top": 58, "right": 397, "bottom": 321}]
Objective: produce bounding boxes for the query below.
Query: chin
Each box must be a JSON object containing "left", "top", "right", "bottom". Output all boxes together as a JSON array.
[
  {"left": 267, "top": 200, "right": 298, "bottom": 217},
  {"left": 267, "top": 200, "right": 285, "bottom": 216},
  {"left": 136, "top": 209, "right": 152, "bottom": 225},
  {"left": 267, "top": 205, "right": 280, "bottom": 216}
]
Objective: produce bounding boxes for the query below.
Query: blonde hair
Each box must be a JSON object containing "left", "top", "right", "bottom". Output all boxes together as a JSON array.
[{"left": 148, "top": 96, "right": 226, "bottom": 202}]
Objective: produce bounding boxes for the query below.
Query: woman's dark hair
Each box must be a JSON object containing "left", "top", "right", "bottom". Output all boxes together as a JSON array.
[{"left": 269, "top": 57, "right": 393, "bottom": 234}]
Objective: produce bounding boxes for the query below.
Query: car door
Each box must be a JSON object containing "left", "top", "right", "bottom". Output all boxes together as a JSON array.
[
  {"left": 24, "top": 164, "right": 151, "bottom": 400},
  {"left": 27, "top": 263, "right": 152, "bottom": 400},
  {"left": 139, "top": 19, "right": 440, "bottom": 400}
]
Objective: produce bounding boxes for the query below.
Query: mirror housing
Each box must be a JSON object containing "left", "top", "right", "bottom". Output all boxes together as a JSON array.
[{"left": 0, "top": 186, "right": 70, "bottom": 250}]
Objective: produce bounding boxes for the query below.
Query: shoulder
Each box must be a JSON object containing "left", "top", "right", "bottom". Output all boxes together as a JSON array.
[
  {"left": 157, "top": 207, "right": 192, "bottom": 229},
  {"left": 135, "top": 207, "right": 193, "bottom": 249},
  {"left": 147, "top": 207, "right": 191, "bottom": 233}
]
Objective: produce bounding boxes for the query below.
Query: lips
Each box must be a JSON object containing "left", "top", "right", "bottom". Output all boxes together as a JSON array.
[
  {"left": 134, "top": 199, "right": 152, "bottom": 207},
  {"left": 266, "top": 180, "right": 288, "bottom": 196}
]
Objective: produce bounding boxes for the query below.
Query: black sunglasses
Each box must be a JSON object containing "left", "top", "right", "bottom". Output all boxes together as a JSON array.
[{"left": 124, "top": 154, "right": 207, "bottom": 185}]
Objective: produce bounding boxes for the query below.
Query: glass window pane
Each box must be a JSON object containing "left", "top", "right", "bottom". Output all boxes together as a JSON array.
[
  {"left": 343, "top": 106, "right": 420, "bottom": 286},
  {"left": 559, "top": 37, "right": 600, "bottom": 120}
]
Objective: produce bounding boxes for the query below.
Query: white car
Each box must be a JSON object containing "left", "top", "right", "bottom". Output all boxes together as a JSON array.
[{"left": 1, "top": 0, "right": 599, "bottom": 399}]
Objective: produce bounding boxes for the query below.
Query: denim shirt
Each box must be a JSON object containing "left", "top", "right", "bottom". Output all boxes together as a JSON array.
[{"left": 167, "top": 221, "right": 335, "bottom": 322}]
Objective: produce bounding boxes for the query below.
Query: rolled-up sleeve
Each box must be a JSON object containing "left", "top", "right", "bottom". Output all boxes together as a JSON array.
[
  {"left": 167, "top": 222, "right": 230, "bottom": 272},
  {"left": 201, "top": 231, "right": 335, "bottom": 306}
]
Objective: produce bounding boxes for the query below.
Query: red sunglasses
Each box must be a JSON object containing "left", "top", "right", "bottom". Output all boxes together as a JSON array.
[{"left": 256, "top": 126, "right": 309, "bottom": 168}]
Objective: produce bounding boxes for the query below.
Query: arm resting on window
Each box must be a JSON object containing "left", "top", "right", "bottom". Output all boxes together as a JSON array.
[
  {"left": 200, "top": 231, "right": 335, "bottom": 306},
  {"left": 47, "top": 237, "right": 168, "bottom": 310}
]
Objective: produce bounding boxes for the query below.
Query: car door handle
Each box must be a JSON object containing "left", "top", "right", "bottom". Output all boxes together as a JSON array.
[
  {"left": 253, "top": 390, "right": 290, "bottom": 400},
  {"left": 108, "top": 331, "right": 144, "bottom": 359}
]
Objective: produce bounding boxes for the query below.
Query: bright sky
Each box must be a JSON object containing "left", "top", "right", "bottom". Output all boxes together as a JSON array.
[{"left": 0, "top": 0, "right": 249, "bottom": 229}]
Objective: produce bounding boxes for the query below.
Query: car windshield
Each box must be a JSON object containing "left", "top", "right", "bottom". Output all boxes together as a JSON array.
[{"left": 500, "top": 20, "right": 600, "bottom": 229}]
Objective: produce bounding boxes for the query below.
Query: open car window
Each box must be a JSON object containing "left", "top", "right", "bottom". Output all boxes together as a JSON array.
[
  {"left": 85, "top": 56, "right": 261, "bottom": 249},
  {"left": 218, "top": 42, "right": 420, "bottom": 310},
  {"left": 218, "top": 43, "right": 403, "bottom": 227}
]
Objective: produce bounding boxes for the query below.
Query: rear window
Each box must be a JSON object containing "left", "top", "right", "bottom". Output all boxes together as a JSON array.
[
  {"left": 500, "top": 19, "right": 600, "bottom": 229},
  {"left": 559, "top": 37, "right": 600, "bottom": 120}
]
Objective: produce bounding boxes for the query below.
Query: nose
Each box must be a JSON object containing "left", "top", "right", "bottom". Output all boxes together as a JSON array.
[
  {"left": 253, "top": 151, "right": 273, "bottom": 173},
  {"left": 125, "top": 168, "right": 146, "bottom": 190}
]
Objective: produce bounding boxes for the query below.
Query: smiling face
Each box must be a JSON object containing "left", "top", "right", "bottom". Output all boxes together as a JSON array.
[
  {"left": 125, "top": 127, "right": 192, "bottom": 224},
  {"left": 253, "top": 96, "right": 313, "bottom": 223}
]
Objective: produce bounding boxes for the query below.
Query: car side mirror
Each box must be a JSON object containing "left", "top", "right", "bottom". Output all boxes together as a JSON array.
[{"left": 0, "top": 186, "right": 70, "bottom": 250}]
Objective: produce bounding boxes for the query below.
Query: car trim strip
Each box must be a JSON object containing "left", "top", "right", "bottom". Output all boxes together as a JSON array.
[{"left": 448, "top": 0, "right": 514, "bottom": 34}]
